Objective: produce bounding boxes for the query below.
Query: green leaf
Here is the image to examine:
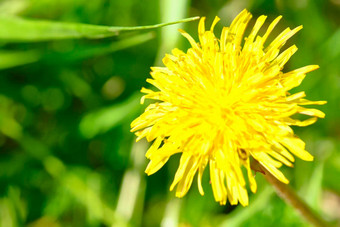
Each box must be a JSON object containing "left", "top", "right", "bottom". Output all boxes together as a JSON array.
[
  {"left": 0, "top": 15, "right": 199, "bottom": 42},
  {"left": 79, "top": 93, "right": 142, "bottom": 139},
  {"left": 0, "top": 32, "right": 154, "bottom": 70},
  {"left": 304, "top": 161, "right": 324, "bottom": 210},
  {"left": 0, "top": 50, "right": 40, "bottom": 69},
  {"left": 49, "top": 32, "right": 155, "bottom": 62}
]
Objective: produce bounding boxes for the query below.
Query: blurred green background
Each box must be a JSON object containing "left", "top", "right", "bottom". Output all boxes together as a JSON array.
[{"left": 0, "top": 0, "right": 339, "bottom": 226}]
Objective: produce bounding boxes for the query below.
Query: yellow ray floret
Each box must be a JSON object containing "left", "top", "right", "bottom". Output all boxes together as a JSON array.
[{"left": 131, "top": 9, "right": 326, "bottom": 206}]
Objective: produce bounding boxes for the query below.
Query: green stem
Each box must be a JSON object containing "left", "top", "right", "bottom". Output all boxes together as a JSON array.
[{"left": 257, "top": 161, "right": 330, "bottom": 227}]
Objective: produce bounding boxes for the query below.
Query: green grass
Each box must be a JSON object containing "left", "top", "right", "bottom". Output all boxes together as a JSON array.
[{"left": 0, "top": 0, "right": 339, "bottom": 226}]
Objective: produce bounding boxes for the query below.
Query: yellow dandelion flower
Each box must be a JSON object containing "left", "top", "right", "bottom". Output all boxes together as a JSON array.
[{"left": 131, "top": 9, "right": 326, "bottom": 206}]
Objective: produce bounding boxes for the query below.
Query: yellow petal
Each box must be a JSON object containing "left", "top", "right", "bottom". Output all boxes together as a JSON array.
[
  {"left": 179, "top": 29, "right": 200, "bottom": 50},
  {"left": 262, "top": 16, "right": 282, "bottom": 44},
  {"left": 259, "top": 161, "right": 289, "bottom": 184},
  {"left": 297, "top": 107, "right": 325, "bottom": 118},
  {"left": 170, "top": 152, "right": 191, "bottom": 191},
  {"left": 281, "top": 137, "right": 314, "bottom": 161}
]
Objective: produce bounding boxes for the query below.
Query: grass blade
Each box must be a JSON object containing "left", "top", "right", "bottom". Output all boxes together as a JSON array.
[{"left": 0, "top": 15, "right": 199, "bottom": 42}]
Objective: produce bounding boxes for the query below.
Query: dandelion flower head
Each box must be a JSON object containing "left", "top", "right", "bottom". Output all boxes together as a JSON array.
[{"left": 131, "top": 9, "right": 326, "bottom": 206}]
